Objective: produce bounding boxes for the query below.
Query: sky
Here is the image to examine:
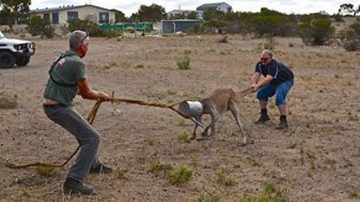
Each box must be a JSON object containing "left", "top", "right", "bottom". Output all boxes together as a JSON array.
[{"left": 29, "top": 0, "right": 359, "bottom": 17}]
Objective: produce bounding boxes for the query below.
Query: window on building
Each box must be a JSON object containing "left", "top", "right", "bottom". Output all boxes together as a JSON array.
[
  {"left": 99, "top": 12, "right": 109, "bottom": 24},
  {"left": 52, "top": 12, "right": 59, "bottom": 24},
  {"left": 67, "top": 11, "right": 78, "bottom": 21}
]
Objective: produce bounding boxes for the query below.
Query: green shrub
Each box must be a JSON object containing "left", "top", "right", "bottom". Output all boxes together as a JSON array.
[
  {"left": 176, "top": 55, "right": 191, "bottom": 70},
  {"left": 349, "top": 189, "right": 360, "bottom": 199},
  {"left": 339, "top": 22, "right": 360, "bottom": 51},
  {"left": 26, "top": 16, "right": 54, "bottom": 38},
  {"left": 166, "top": 165, "right": 193, "bottom": 185},
  {"left": 148, "top": 160, "right": 173, "bottom": 174},
  {"left": 188, "top": 24, "right": 204, "bottom": 34},
  {"left": 299, "top": 17, "right": 335, "bottom": 46},
  {"left": 216, "top": 169, "right": 237, "bottom": 187},
  {"left": 35, "top": 165, "right": 58, "bottom": 177},
  {"left": 178, "top": 132, "right": 191, "bottom": 143},
  {"left": 67, "top": 19, "right": 120, "bottom": 37},
  {"left": 239, "top": 182, "right": 289, "bottom": 202},
  {"left": 194, "top": 193, "right": 220, "bottom": 202}
]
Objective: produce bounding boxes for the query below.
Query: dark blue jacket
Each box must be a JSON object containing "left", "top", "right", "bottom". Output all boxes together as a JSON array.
[{"left": 255, "top": 59, "right": 294, "bottom": 85}]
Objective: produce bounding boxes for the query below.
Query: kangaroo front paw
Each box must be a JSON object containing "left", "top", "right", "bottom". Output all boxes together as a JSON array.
[{"left": 201, "top": 131, "right": 208, "bottom": 137}]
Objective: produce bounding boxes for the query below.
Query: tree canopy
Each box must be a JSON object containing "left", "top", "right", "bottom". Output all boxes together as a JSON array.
[
  {"left": 338, "top": 3, "right": 360, "bottom": 16},
  {"left": 0, "top": 0, "right": 31, "bottom": 31},
  {"left": 130, "top": 3, "right": 166, "bottom": 22}
]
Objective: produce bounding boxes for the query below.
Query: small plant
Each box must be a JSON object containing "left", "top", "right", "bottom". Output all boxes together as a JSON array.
[
  {"left": 247, "top": 157, "right": 263, "bottom": 167},
  {"left": 147, "top": 138, "right": 156, "bottom": 146},
  {"left": 349, "top": 189, "right": 360, "bottom": 199},
  {"left": 178, "top": 132, "right": 191, "bottom": 143},
  {"left": 116, "top": 168, "right": 129, "bottom": 180},
  {"left": 166, "top": 165, "right": 193, "bottom": 185},
  {"left": 35, "top": 165, "right": 58, "bottom": 177},
  {"left": 148, "top": 160, "right": 173, "bottom": 174},
  {"left": 216, "top": 169, "right": 237, "bottom": 187},
  {"left": 239, "top": 181, "right": 289, "bottom": 202},
  {"left": 176, "top": 55, "right": 191, "bottom": 70},
  {"left": 176, "top": 118, "right": 187, "bottom": 126},
  {"left": 167, "top": 90, "right": 177, "bottom": 96},
  {"left": 194, "top": 193, "right": 220, "bottom": 202},
  {"left": 306, "top": 149, "right": 316, "bottom": 159}
]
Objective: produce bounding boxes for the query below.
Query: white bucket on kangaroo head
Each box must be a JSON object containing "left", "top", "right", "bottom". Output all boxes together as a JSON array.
[{"left": 179, "top": 101, "right": 203, "bottom": 118}]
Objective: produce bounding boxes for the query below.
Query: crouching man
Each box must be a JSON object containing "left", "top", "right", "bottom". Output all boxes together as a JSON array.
[{"left": 251, "top": 49, "right": 294, "bottom": 129}]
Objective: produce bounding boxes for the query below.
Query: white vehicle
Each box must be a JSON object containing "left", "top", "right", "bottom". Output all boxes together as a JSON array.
[{"left": 0, "top": 31, "right": 35, "bottom": 68}]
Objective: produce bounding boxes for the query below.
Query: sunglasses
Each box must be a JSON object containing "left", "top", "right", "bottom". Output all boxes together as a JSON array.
[
  {"left": 80, "top": 32, "right": 89, "bottom": 44},
  {"left": 260, "top": 57, "right": 270, "bottom": 61}
]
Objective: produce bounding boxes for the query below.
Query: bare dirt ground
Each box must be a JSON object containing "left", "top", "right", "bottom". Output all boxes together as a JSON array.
[{"left": 0, "top": 34, "right": 359, "bottom": 201}]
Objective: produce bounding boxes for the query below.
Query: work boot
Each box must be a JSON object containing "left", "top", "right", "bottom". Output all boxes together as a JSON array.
[
  {"left": 276, "top": 115, "right": 288, "bottom": 129},
  {"left": 63, "top": 177, "right": 93, "bottom": 195},
  {"left": 89, "top": 163, "right": 113, "bottom": 174},
  {"left": 255, "top": 109, "right": 270, "bottom": 124}
]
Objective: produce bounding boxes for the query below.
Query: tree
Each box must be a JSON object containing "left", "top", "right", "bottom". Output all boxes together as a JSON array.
[
  {"left": 0, "top": 0, "right": 31, "bottom": 31},
  {"left": 338, "top": 3, "right": 360, "bottom": 16},
  {"left": 339, "top": 21, "right": 360, "bottom": 51},
  {"left": 203, "top": 8, "right": 225, "bottom": 21},
  {"left": 132, "top": 3, "right": 166, "bottom": 22},
  {"left": 299, "top": 17, "right": 335, "bottom": 45},
  {"left": 26, "top": 16, "right": 54, "bottom": 38},
  {"left": 114, "top": 10, "right": 127, "bottom": 23}
]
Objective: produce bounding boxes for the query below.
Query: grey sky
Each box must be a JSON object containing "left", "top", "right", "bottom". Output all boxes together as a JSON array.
[{"left": 30, "top": 0, "right": 359, "bottom": 17}]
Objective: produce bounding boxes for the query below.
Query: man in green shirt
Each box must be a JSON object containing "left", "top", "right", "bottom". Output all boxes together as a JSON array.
[{"left": 43, "top": 30, "right": 112, "bottom": 195}]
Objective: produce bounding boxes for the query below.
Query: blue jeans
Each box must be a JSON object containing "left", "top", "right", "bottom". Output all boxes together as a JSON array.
[
  {"left": 256, "top": 80, "right": 293, "bottom": 105},
  {"left": 44, "top": 104, "right": 101, "bottom": 181}
]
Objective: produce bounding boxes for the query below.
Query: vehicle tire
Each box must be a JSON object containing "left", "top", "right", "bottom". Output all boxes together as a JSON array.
[
  {"left": 15, "top": 55, "right": 31, "bottom": 66},
  {"left": 0, "top": 51, "right": 15, "bottom": 68}
]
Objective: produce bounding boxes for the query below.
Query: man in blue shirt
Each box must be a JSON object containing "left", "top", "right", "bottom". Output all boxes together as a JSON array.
[{"left": 251, "top": 50, "right": 294, "bottom": 129}]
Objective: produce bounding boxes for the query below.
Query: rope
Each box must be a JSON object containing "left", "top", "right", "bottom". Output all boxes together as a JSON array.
[
  {"left": 3, "top": 101, "right": 101, "bottom": 169},
  {"left": 3, "top": 87, "right": 253, "bottom": 169}
]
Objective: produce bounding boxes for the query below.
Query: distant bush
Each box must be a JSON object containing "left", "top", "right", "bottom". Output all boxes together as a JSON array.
[
  {"left": 339, "top": 21, "right": 360, "bottom": 51},
  {"left": 188, "top": 24, "right": 204, "bottom": 34},
  {"left": 67, "top": 19, "right": 120, "bottom": 37},
  {"left": 299, "top": 17, "right": 335, "bottom": 46},
  {"left": 26, "top": 16, "right": 55, "bottom": 38},
  {"left": 176, "top": 55, "right": 190, "bottom": 70}
]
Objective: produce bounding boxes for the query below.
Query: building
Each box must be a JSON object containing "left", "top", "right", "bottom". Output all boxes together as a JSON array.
[
  {"left": 167, "top": 10, "right": 203, "bottom": 20},
  {"left": 29, "top": 4, "right": 117, "bottom": 25},
  {"left": 161, "top": 19, "right": 202, "bottom": 33},
  {"left": 196, "top": 2, "right": 233, "bottom": 13}
]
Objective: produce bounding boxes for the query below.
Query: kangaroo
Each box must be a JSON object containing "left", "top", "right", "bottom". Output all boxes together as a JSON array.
[{"left": 190, "top": 88, "right": 248, "bottom": 145}]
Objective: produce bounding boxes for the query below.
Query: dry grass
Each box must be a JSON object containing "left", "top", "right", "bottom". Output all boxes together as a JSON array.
[{"left": 0, "top": 34, "right": 359, "bottom": 201}]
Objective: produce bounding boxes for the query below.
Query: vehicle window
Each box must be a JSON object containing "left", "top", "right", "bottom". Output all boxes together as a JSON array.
[{"left": 0, "top": 31, "right": 4, "bottom": 38}]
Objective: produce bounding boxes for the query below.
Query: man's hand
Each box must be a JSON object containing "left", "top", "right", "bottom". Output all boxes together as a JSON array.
[
  {"left": 98, "top": 92, "right": 112, "bottom": 102},
  {"left": 251, "top": 83, "right": 259, "bottom": 92}
]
